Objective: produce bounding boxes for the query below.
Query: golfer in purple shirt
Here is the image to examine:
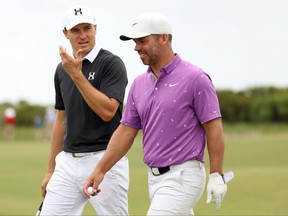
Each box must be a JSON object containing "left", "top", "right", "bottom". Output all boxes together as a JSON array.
[{"left": 84, "top": 12, "right": 228, "bottom": 215}]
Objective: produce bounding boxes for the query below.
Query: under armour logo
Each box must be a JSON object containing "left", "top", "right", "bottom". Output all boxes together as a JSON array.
[
  {"left": 74, "top": 8, "right": 83, "bottom": 16},
  {"left": 88, "top": 72, "right": 96, "bottom": 80}
]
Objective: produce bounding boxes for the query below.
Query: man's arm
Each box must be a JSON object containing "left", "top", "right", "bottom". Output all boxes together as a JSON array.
[
  {"left": 203, "top": 117, "right": 225, "bottom": 175},
  {"left": 59, "top": 46, "right": 121, "bottom": 122},
  {"left": 203, "top": 117, "right": 227, "bottom": 210},
  {"left": 82, "top": 124, "right": 139, "bottom": 198},
  {"left": 41, "top": 110, "right": 66, "bottom": 198}
]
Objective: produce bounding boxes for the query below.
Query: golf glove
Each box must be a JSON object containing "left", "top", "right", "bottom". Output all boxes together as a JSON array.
[{"left": 206, "top": 172, "right": 227, "bottom": 210}]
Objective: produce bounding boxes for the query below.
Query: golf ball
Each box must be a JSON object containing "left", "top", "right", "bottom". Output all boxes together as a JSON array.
[{"left": 88, "top": 187, "right": 94, "bottom": 195}]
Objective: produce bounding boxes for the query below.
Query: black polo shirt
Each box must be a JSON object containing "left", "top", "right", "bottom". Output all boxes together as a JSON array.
[{"left": 54, "top": 48, "right": 128, "bottom": 153}]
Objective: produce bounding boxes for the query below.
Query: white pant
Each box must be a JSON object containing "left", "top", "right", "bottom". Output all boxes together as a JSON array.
[
  {"left": 41, "top": 151, "right": 129, "bottom": 215},
  {"left": 147, "top": 160, "right": 206, "bottom": 215}
]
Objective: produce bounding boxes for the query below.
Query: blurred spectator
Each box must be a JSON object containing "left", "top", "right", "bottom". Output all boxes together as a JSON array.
[
  {"left": 34, "top": 115, "right": 44, "bottom": 140},
  {"left": 44, "top": 106, "right": 56, "bottom": 140},
  {"left": 3, "top": 107, "right": 16, "bottom": 141}
]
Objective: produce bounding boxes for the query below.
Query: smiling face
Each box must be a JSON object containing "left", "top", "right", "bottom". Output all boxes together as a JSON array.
[
  {"left": 63, "top": 23, "right": 96, "bottom": 57},
  {"left": 133, "top": 35, "right": 162, "bottom": 66}
]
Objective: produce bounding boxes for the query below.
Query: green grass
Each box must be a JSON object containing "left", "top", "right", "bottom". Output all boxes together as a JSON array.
[{"left": 0, "top": 123, "right": 288, "bottom": 215}]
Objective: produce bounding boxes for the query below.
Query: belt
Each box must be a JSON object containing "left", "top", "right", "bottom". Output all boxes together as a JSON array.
[
  {"left": 150, "top": 160, "right": 202, "bottom": 176},
  {"left": 71, "top": 152, "right": 97, "bottom": 158}
]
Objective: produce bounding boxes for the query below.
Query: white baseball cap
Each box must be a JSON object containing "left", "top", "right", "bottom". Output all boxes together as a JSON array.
[
  {"left": 63, "top": 5, "right": 96, "bottom": 30},
  {"left": 120, "top": 12, "right": 172, "bottom": 41}
]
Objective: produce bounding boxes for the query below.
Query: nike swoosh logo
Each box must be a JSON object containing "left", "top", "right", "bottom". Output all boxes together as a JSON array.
[{"left": 169, "top": 83, "right": 179, "bottom": 87}]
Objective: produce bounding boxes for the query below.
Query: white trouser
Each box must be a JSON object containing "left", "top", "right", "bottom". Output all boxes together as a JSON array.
[
  {"left": 147, "top": 160, "right": 206, "bottom": 215},
  {"left": 41, "top": 151, "right": 129, "bottom": 215}
]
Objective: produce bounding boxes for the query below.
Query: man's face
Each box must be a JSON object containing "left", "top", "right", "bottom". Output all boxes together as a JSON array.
[
  {"left": 63, "top": 23, "right": 96, "bottom": 57},
  {"left": 133, "top": 35, "right": 162, "bottom": 66}
]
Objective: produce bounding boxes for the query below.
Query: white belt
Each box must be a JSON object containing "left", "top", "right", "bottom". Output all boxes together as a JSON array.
[{"left": 71, "top": 152, "right": 98, "bottom": 158}]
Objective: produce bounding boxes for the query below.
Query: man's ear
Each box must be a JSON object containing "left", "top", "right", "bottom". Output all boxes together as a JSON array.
[{"left": 161, "top": 34, "right": 169, "bottom": 44}]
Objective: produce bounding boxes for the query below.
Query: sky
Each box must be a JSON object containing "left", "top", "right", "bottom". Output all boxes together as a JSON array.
[{"left": 1, "top": 0, "right": 287, "bottom": 105}]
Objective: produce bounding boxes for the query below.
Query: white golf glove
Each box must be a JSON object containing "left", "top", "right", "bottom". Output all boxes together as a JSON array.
[{"left": 206, "top": 172, "right": 227, "bottom": 210}]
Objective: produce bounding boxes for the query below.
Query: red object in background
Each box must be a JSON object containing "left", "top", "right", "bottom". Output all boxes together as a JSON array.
[{"left": 5, "top": 116, "right": 16, "bottom": 124}]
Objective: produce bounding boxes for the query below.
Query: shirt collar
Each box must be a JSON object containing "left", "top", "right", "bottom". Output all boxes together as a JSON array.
[
  {"left": 147, "top": 53, "right": 181, "bottom": 75},
  {"left": 83, "top": 46, "right": 101, "bottom": 63}
]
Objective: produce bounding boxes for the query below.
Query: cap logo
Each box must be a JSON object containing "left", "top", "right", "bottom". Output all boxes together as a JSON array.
[{"left": 74, "top": 7, "right": 83, "bottom": 16}]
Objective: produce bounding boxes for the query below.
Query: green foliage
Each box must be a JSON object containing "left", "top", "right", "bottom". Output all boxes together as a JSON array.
[
  {"left": 273, "top": 94, "right": 288, "bottom": 121},
  {"left": 16, "top": 101, "right": 46, "bottom": 126},
  {"left": 250, "top": 97, "right": 274, "bottom": 122},
  {"left": 249, "top": 88, "right": 288, "bottom": 122},
  {"left": 0, "top": 100, "right": 48, "bottom": 126},
  {"left": 1, "top": 86, "right": 288, "bottom": 124},
  {"left": 217, "top": 90, "right": 252, "bottom": 122},
  {"left": 217, "top": 86, "right": 288, "bottom": 123}
]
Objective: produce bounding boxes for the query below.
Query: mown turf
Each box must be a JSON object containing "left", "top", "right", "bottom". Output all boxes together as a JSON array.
[{"left": 0, "top": 124, "right": 287, "bottom": 215}]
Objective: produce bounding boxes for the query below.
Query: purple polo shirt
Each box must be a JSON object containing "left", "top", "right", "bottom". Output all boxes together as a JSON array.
[{"left": 121, "top": 54, "right": 221, "bottom": 167}]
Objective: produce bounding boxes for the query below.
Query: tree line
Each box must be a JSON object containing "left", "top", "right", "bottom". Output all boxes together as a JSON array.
[
  {"left": 0, "top": 86, "right": 287, "bottom": 126},
  {"left": 217, "top": 86, "right": 288, "bottom": 123}
]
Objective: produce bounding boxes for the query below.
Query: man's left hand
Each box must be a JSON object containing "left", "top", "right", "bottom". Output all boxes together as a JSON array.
[{"left": 206, "top": 172, "right": 227, "bottom": 210}]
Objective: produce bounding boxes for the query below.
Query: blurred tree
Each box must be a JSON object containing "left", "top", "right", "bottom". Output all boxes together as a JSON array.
[
  {"left": 0, "top": 100, "right": 46, "bottom": 126},
  {"left": 217, "top": 90, "right": 252, "bottom": 122},
  {"left": 0, "top": 87, "right": 287, "bottom": 124}
]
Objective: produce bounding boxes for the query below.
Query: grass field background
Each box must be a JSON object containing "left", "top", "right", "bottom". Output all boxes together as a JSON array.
[{"left": 0, "top": 123, "right": 287, "bottom": 215}]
